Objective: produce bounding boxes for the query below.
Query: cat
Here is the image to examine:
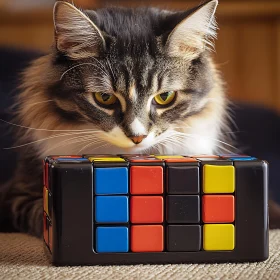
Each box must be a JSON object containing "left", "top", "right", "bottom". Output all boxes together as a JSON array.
[{"left": 1, "top": 0, "right": 279, "bottom": 237}]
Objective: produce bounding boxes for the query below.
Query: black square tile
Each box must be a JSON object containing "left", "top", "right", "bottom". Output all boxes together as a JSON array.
[
  {"left": 167, "top": 166, "right": 199, "bottom": 194},
  {"left": 167, "top": 225, "right": 201, "bottom": 251},
  {"left": 167, "top": 195, "right": 200, "bottom": 223}
]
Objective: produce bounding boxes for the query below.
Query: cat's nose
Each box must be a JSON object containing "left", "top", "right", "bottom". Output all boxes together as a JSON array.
[{"left": 129, "top": 135, "right": 147, "bottom": 144}]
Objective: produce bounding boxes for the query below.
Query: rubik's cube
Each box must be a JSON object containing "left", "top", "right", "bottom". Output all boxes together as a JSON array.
[{"left": 43, "top": 154, "right": 269, "bottom": 266}]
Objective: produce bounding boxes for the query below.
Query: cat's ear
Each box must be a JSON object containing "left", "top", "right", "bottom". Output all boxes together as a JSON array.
[
  {"left": 53, "top": 1, "right": 105, "bottom": 59},
  {"left": 166, "top": 0, "right": 218, "bottom": 60}
]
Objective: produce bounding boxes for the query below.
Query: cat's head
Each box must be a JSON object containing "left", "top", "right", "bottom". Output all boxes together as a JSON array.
[{"left": 19, "top": 0, "right": 228, "bottom": 155}]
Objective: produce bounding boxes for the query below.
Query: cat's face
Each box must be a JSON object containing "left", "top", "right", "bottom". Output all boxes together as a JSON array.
[
  {"left": 21, "top": 0, "right": 227, "bottom": 155},
  {"left": 53, "top": 49, "right": 213, "bottom": 151}
]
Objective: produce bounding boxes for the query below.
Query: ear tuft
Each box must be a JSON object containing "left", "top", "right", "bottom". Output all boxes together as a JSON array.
[
  {"left": 166, "top": 0, "right": 218, "bottom": 60},
  {"left": 53, "top": 1, "right": 105, "bottom": 59}
]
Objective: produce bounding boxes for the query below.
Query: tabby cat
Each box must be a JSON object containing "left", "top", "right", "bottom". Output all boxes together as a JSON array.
[{"left": 1, "top": 0, "right": 278, "bottom": 237}]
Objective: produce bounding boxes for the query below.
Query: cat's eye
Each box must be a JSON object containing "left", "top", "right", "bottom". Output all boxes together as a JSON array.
[
  {"left": 94, "top": 92, "right": 117, "bottom": 106},
  {"left": 154, "top": 91, "right": 176, "bottom": 106}
]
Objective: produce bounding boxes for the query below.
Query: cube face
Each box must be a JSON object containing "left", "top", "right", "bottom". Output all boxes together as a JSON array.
[
  {"left": 203, "top": 165, "right": 235, "bottom": 193},
  {"left": 167, "top": 166, "right": 199, "bottom": 194},
  {"left": 130, "top": 196, "right": 163, "bottom": 223},
  {"left": 167, "top": 195, "right": 200, "bottom": 223},
  {"left": 95, "top": 167, "right": 128, "bottom": 195},
  {"left": 44, "top": 154, "right": 269, "bottom": 265},
  {"left": 96, "top": 227, "right": 129, "bottom": 253},
  {"left": 130, "top": 166, "right": 163, "bottom": 194},
  {"left": 95, "top": 196, "right": 129, "bottom": 223},
  {"left": 202, "top": 195, "right": 235, "bottom": 223},
  {"left": 203, "top": 224, "right": 235, "bottom": 251},
  {"left": 167, "top": 225, "right": 201, "bottom": 252},
  {"left": 131, "top": 225, "right": 164, "bottom": 252}
]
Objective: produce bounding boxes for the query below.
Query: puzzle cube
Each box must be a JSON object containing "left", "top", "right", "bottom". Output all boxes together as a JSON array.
[{"left": 43, "top": 154, "right": 268, "bottom": 266}]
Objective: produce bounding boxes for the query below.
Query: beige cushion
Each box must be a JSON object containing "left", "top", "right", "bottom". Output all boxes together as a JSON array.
[{"left": 1, "top": 231, "right": 280, "bottom": 279}]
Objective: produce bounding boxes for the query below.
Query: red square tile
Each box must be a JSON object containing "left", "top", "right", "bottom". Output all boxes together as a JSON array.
[
  {"left": 130, "top": 196, "right": 163, "bottom": 223},
  {"left": 131, "top": 225, "right": 164, "bottom": 252},
  {"left": 130, "top": 166, "right": 163, "bottom": 194},
  {"left": 202, "top": 195, "right": 235, "bottom": 223}
]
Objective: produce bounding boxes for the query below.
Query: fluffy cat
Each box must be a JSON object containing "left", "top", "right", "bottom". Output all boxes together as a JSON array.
[{"left": 1, "top": 0, "right": 239, "bottom": 236}]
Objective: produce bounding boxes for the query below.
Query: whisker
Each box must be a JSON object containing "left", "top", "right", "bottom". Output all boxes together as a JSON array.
[
  {"left": 92, "top": 142, "right": 112, "bottom": 151},
  {"left": 43, "top": 134, "right": 101, "bottom": 154},
  {"left": 91, "top": 57, "right": 108, "bottom": 72},
  {"left": 44, "top": 136, "right": 104, "bottom": 154},
  {"left": 155, "top": 130, "right": 236, "bottom": 155},
  {"left": 3, "top": 131, "right": 101, "bottom": 149},
  {"left": 153, "top": 143, "right": 160, "bottom": 154},
  {"left": 60, "top": 62, "right": 110, "bottom": 81},
  {"left": 170, "top": 130, "right": 238, "bottom": 150},
  {"left": 106, "top": 57, "right": 116, "bottom": 81},
  {"left": 77, "top": 141, "right": 95, "bottom": 153},
  {"left": 77, "top": 138, "right": 105, "bottom": 153},
  {"left": 155, "top": 138, "right": 173, "bottom": 153},
  {"left": 173, "top": 134, "right": 231, "bottom": 151},
  {"left": 171, "top": 133, "right": 234, "bottom": 154},
  {"left": 0, "top": 119, "right": 103, "bottom": 132}
]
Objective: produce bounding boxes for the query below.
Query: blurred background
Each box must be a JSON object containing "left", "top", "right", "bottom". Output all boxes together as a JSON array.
[{"left": 0, "top": 0, "right": 279, "bottom": 110}]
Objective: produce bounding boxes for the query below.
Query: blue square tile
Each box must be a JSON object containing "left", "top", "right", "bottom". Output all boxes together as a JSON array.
[
  {"left": 95, "top": 167, "right": 128, "bottom": 194},
  {"left": 95, "top": 196, "right": 129, "bottom": 223},
  {"left": 96, "top": 226, "right": 129, "bottom": 253},
  {"left": 230, "top": 157, "right": 257, "bottom": 161}
]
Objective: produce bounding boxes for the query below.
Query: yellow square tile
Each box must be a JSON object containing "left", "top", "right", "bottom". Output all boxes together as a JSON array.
[
  {"left": 203, "top": 165, "right": 235, "bottom": 193},
  {"left": 88, "top": 157, "right": 125, "bottom": 162},
  {"left": 203, "top": 224, "right": 235, "bottom": 251}
]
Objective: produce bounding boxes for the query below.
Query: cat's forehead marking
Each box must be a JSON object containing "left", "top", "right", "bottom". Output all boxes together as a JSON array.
[{"left": 128, "top": 84, "right": 137, "bottom": 102}]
